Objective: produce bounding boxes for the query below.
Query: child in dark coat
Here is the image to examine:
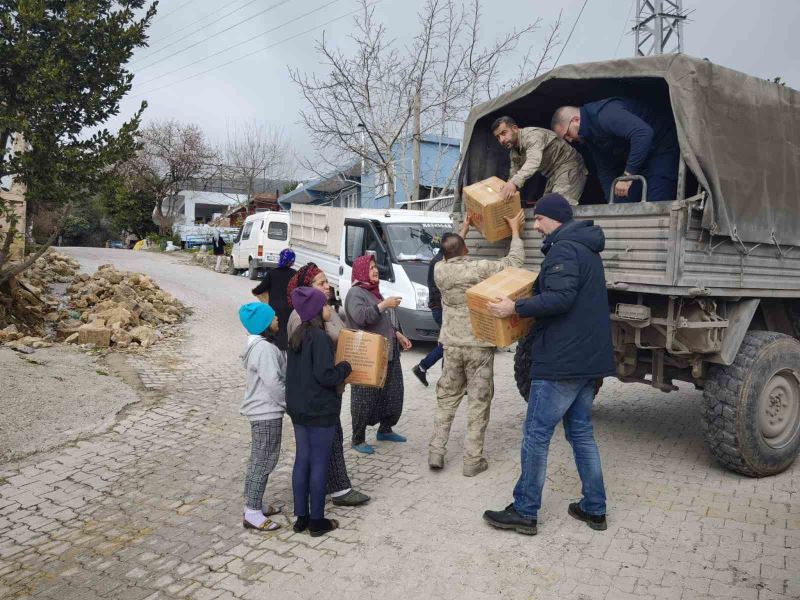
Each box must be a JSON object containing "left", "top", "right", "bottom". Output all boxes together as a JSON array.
[{"left": 286, "top": 286, "right": 352, "bottom": 536}]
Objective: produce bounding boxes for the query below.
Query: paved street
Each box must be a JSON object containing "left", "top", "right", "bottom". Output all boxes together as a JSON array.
[{"left": 1, "top": 247, "right": 798, "bottom": 600}]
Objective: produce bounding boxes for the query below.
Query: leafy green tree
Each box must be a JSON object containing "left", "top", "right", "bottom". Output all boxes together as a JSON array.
[
  {"left": 0, "top": 0, "right": 156, "bottom": 284},
  {"left": 99, "top": 172, "right": 159, "bottom": 240}
]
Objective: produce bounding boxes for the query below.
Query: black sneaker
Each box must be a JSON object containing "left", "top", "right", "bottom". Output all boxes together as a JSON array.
[
  {"left": 568, "top": 502, "right": 607, "bottom": 531},
  {"left": 412, "top": 364, "right": 429, "bottom": 387},
  {"left": 331, "top": 489, "right": 370, "bottom": 507},
  {"left": 483, "top": 503, "right": 537, "bottom": 535}
]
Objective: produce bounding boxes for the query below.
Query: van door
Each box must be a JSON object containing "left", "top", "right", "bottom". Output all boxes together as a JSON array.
[
  {"left": 258, "top": 216, "right": 289, "bottom": 265},
  {"left": 232, "top": 220, "right": 254, "bottom": 268},
  {"left": 341, "top": 219, "right": 403, "bottom": 306}
]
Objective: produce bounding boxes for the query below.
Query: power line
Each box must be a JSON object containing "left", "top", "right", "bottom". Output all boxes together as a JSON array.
[
  {"left": 133, "top": 0, "right": 270, "bottom": 66},
  {"left": 553, "top": 0, "right": 589, "bottom": 68},
  {"left": 614, "top": 0, "right": 636, "bottom": 58},
  {"left": 135, "top": 0, "right": 342, "bottom": 88},
  {"left": 132, "top": 5, "right": 363, "bottom": 98},
  {"left": 150, "top": 0, "right": 195, "bottom": 25},
  {"left": 135, "top": 0, "right": 296, "bottom": 72}
]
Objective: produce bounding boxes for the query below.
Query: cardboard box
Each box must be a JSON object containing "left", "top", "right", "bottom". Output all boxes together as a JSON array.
[
  {"left": 466, "top": 267, "right": 538, "bottom": 347},
  {"left": 463, "top": 176, "right": 522, "bottom": 243},
  {"left": 335, "top": 329, "right": 389, "bottom": 388}
]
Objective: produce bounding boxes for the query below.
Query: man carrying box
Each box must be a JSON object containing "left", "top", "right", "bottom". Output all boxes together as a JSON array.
[
  {"left": 492, "top": 116, "right": 587, "bottom": 206},
  {"left": 482, "top": 193, "right": 615, "bottom": 535},
  {"left": 429, "top": 209, "right": 525, "bottom": 477}
]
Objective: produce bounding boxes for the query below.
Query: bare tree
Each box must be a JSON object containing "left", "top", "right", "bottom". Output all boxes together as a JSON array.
[
  {"left": 220, "top": 120, "right": 295, "bottom": 205},
  {"left": 290, "top": 0, "right": 560, "bottom": 208},
  {"left": 127, "top": 120, "right": 218, "bottom": 234}
]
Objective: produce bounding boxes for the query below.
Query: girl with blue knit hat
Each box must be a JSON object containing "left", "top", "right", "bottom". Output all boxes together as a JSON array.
[
  {"left": 238, "top": 301, "right": 286, "bottom": 531},
  {"left": 251, "top": 248, "right": 296, "bottom": 351}
]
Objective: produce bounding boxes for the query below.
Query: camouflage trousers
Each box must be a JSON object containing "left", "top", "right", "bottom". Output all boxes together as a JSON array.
[
  {"left": 429, "top": 346, "right": 495, "bottom": 466},
  {"left": 546, "top": 165, "right": 587, "bottom": 206}
]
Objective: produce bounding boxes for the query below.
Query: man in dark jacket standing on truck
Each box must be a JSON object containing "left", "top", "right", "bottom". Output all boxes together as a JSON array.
[
  {"left": 550, "top": 96, "right": 679, "bottom": 203},
  {"left": 482, "top": 193, "right": 615, "bottom": 535}
]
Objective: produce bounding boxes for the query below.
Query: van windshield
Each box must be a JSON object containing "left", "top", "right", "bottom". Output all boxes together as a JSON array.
[{"left": 384, "top": 223, "right": 453, "bottom": 262}]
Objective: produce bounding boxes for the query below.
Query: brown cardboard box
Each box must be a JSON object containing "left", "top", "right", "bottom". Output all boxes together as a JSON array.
[
  {"left": 335, "top": 329, "right": 390, "bottom": 388},
  {"left": 466, "top": 267, "right": 538, "bottom": 347},
  {"left": 462, "top": 176, "right": 522, "bottom": 243}
]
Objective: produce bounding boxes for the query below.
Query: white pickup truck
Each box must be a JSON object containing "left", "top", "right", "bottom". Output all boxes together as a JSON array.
[{"left": 289, "top": 205, "right": 452, "bottom": 342}]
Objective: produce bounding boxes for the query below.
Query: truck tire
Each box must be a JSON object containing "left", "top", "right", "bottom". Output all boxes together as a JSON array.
[
  {"left": 248, "top": 258, "right": 260, "bottom": 280},
  {"left": 702, "top": 331, "right": 800, "bottom": 477},
  {"left": 513, "top": 330, "right": 535, "bottom": 401}
]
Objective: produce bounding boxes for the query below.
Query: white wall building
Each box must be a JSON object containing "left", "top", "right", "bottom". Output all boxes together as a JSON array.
[{"left": 165, "top": 190, "right": 249, "bottom": 226}]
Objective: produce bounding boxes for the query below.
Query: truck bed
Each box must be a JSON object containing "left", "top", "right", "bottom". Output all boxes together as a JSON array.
[{"left": 464, "top": 198, "right": 800, "bottom": 298}]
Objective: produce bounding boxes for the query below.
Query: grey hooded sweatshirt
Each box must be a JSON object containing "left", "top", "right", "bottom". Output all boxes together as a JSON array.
[{"left": 240, "top": 335, "right": 286, "bottom": 421}]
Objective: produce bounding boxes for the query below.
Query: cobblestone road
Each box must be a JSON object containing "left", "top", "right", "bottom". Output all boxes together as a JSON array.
[{"left": 1, "top": 248, "right": 798, "bottom": 600}]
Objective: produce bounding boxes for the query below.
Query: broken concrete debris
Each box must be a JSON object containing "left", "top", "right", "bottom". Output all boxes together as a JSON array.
[{"left": 0, "top": 251, "right": 185, "bottom": 352}]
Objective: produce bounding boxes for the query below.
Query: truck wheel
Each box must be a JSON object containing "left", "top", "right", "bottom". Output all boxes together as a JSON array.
[
  {"left": 513, "top": 330, "right": 535, "bottom": 401},
  {"left": 248, "top": 258, "right": 260, "bottom": 280},
  {"left": 702, "top": 331, "right": 800, "bottom": 477}
]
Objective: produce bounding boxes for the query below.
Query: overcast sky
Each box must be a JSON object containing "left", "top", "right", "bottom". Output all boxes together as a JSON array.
[{"left": 114, "top": 0, "right": 800, "bottom": 177}]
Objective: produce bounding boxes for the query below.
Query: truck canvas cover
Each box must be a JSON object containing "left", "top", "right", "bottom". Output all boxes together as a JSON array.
[{"left": 459, "top": 54, "right": 800, "bottom": 247}]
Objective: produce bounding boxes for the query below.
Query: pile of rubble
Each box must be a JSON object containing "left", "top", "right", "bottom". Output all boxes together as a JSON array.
[
  {"left": 0, "top": 252, "right": 186, "bottom": 352},
  {"left": 61, "top": 264, "right": 185, "bottom": 349},
  {"left": 0, "top": 253, "right": 81, "bottom": 351}
]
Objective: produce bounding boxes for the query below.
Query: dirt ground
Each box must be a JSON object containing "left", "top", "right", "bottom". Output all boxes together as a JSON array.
[{"left": 0, "top": 345, "right": 140, "bottom": 462}]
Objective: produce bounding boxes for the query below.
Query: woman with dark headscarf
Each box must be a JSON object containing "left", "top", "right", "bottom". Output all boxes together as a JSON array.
[
  {"left": 344, "top": 254, "right": 412, "bottom": 454},
  {"left": 285, "top": 263, "right": 370, "bottom": 507},
  {"left": 251, "top": 248, "right": 296, "bottom": 350}
]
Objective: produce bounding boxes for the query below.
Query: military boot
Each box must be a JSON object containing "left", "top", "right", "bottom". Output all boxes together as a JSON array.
[
  {"left": 462, "top": 457, "right": 488, "bottom": 477},
  {"left": 428, "top": 452, "right": 444, "bottom": 470}
]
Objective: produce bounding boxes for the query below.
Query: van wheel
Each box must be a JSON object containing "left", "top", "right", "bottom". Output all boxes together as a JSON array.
[
  {"left": 248, "top": 258, "right": 260, "bottom": 280},
  {"left": 513, "top": 330, "right": 535, "bottom": 401},
  {"left": 702, "top": 331, "right": 800, "bottom": 477}
]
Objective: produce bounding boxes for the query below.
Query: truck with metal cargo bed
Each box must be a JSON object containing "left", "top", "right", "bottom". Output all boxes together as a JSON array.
[{"left": 456, "top": 54, "right": 800, "bottom": 477}]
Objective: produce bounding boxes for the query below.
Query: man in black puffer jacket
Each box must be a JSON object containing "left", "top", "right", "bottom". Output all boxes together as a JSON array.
[{"left": 482, "top": 193, "right": 615, "bottom": 536}]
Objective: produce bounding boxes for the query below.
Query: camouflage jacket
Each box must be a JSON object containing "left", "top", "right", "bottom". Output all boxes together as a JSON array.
[
  {"left": 434, "top": 237, "right": 525, "bottom": 348},
  {"left": 509, "top": 127, "right": 587, "bottom": 189}
]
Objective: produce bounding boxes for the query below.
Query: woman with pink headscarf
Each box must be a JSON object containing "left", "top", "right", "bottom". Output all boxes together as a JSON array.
[{"left": 344, "top": 254, "right": 412, "bottom": 454}]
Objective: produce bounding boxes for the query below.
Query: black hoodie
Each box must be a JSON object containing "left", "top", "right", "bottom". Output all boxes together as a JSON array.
[{"left": 514, "top": 219, "right": 615, "bottom": 380}]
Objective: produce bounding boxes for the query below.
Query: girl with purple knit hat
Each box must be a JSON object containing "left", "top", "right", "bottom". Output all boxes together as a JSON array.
[{"left": 286, "top": 286, "right": 352, "bottom": 536}]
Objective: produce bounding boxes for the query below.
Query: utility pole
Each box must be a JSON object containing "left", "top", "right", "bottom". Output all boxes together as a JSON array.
[
  {"left": 633, "top": 0, "right": 686, "bottom": 56},
  {"left": 411, "top": 91, "right": 421, "bottom": 208}
]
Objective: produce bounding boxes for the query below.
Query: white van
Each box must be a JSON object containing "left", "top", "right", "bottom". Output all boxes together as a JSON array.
[
  {"left": 290, "top": 205, "right": 453, "bottom": 342},
  {"left": 231, "top": 212, "right": 291, "bottom": 279}
]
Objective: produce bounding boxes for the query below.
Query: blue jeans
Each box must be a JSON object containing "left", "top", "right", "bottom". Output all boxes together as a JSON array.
[
  {"left": 513, "top": 378, "right": 606, "bottom": 520},
  {"left": 419, "top": 308, "right": 443, "bottom": 371},
  {"left": 292, "top": 424, "right": 336, "bottom": 519}
]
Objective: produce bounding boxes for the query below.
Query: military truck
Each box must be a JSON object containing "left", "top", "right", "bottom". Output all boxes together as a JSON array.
[{"left": 456, "top": 54, "right": 800, "bottom": 477}]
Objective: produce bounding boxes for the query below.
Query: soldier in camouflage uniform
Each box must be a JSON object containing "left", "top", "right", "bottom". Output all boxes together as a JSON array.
[
  {"left": 429, "top": 210, "right": 526, "bottom": 476},
  {"left": 492, "top": 116, "right": 587, "bottom": 205}
]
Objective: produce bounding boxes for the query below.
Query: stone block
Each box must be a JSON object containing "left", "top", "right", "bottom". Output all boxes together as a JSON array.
[{"left": 78, "top": 322, "right": 112, "bottom": 347}]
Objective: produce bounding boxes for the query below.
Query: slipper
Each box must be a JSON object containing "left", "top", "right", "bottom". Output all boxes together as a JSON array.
[
  {"left": 352, "top": 443, "right": 375, "bottom": 454},
  {"left": 309, "top": 518, "right": 339, "bottom": 537},
  {"left": 262, "top": 505, "right": 281, "bottom": 517},
  {"left": 376, "top": 432, "right": 407, "bottom": 443},
  {"left": 243, "top": 518, "right": 280, "bottom": 531}
]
